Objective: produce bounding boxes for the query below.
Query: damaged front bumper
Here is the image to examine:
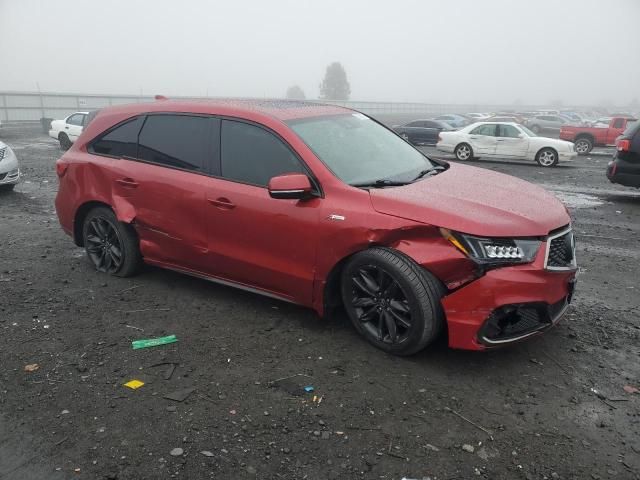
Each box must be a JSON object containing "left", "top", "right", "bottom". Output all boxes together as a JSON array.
[{"left": 442, "top": 263, "right": 577, "bottom": 350}]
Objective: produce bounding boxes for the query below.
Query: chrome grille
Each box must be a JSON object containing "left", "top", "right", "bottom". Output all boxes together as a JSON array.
[{"left": 545, "top": 228, "right": 576, "bottom": 270}]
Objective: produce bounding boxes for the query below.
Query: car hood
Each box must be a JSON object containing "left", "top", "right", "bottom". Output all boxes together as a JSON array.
[
  {"left": 369, "top": 163, "right": 569, "bottom": 237},
  {"left": 530, "top": 136, "right": 574, "bottom": 150}
]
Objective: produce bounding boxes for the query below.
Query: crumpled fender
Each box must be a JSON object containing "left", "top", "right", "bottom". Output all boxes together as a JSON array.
[{"left": 111, "top": 194, "right": 136, "bottom": 224}]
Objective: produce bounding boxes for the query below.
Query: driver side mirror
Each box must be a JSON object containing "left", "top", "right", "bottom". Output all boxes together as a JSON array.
[
  {"left": 518, "top": 133, "right": 526, "bottom": 138},
  {"left": 268, "top": 173, "right": 314, "bottom": 200}
]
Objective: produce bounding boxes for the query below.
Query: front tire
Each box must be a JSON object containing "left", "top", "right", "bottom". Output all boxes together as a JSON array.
[
  {"left": 82, "top": 207, "right": 142, "bottom": 277},
  {"left": 454, "top": 143, "right": 473, "bottom": 161},
  {"left": 59, "top": 133, "right": 72, "bottom": 150},
  {"left": 341, "top": 247, "right": 445, "bottom": 356},
  {"left": 574, "top": 137, "right": 593, "bottom": 155},
  {"left": 535, "top": 147, "right": 559, "bottom": 167}
]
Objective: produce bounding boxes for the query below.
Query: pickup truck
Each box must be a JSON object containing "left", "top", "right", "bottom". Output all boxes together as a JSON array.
[{"left": 559, "top": 116, "right": 637, "bottom": 155}]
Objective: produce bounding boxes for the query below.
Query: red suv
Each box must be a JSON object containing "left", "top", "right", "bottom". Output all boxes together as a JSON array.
[{"left": 55, "top": 99, "right": 577, "bottom": 355}]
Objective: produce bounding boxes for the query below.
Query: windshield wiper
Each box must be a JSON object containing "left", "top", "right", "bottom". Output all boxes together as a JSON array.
[
  {"left": 351, "top": 179, "right": 411, "bottom": 188},
  {"left": 412, "top": 166, "right": 446, "bottom": 182}
]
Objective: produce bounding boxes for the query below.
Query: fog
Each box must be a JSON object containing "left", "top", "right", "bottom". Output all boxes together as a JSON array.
[{"left": 1, "top": 0, "right": 638, "bottom": 106}]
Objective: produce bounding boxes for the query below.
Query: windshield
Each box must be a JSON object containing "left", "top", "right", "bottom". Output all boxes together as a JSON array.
[
  {"left": 519, "top": 125, "right": 537, "bottom": 137},
  {"left": 287, "top": 113, "right": 435, "bottom": 186}
]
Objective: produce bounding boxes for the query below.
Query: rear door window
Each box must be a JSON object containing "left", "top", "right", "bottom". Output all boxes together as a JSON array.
[
  {"left": 67, "top": 114, "right": 85, "bottom": 126},
  {"left": 221, "top": 120, "right": 304, "bottom": 187},
  {"left": 137, "top": 115, "right": 215, "bottom": 173},
  {"left": 470, "top": 124, "right": 497, "bottom": 136},
  {"left": 612, "top": 118, "right": 625, "bottom": 129},
  {"left": 90, "top": 116, "right": 144, "bottom": 158}
]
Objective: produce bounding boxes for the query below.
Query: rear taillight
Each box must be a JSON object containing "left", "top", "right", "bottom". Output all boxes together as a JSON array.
[
  {"left": 56, "top": 161, "right": 69, "bottom": 178},
  {"left": 617, "top": 139, "right": 630, "bottom": 152}
]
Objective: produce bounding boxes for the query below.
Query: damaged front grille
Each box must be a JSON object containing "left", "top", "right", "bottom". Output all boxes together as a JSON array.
[
  {"left": 0, "top": 147, "right": 6, "bottom": 161},
  {"left": 479, "top": 298, "right": 568, "bottom": 345},
  {"left": 545, "top": 228, "right": 576, "bottom": 270}
]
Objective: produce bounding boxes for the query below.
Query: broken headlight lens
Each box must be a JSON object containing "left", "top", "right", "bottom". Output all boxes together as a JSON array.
[{"left": 440, "top": 228, "right": 541, "bottom": 265}]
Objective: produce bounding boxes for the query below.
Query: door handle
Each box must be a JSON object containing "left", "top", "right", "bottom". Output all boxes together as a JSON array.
[
  {"left": 207, "top": 197, "right": 236, "bottom": 210},
  {"left": 65, "top": 126, "right": 69, "bottom": 129},
  {"left": 115, "top": 178, "right": 139, "bottom": 188},
  {"left": 496, "top": 139, "right": 506, "bottom": 142}
]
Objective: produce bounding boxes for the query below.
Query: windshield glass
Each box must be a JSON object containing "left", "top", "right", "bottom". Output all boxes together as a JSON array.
[
  {"left": 287, "top": 113, "right": 435, "bottom": 186},
  {"left": 519, "top": 125, "right": 537, "bottom": 137}
]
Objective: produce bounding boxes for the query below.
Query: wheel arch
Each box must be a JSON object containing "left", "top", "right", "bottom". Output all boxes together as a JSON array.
[
  {"left": 575, "top": 132, "right": 595, "bottom": 142},
  {"left": 73, "top": 200, "right": 113, "bottom": 246}
]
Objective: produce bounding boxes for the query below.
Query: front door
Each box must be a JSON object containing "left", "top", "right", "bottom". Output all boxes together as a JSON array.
[{"left": 205, "top": 119, "right": 321, "bottom": 304}]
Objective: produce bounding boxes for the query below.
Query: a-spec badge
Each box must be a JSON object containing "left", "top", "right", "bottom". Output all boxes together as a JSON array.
[{"left": 327, "top": 214, "right": 345, "bottom": 221}]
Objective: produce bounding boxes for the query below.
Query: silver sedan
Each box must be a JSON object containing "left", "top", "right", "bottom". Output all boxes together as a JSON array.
[{"left": 0, "top": 140, "right": 20, "bottom": 191}]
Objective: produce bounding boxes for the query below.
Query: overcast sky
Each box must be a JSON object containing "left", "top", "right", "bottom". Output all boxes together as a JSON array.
[{"left": 1, "top": 0, "right": 638, "bottom": 106}]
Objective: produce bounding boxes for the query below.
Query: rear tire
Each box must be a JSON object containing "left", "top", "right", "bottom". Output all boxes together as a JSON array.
[
  {"left": 531, "top": 125, "right": 541, "bottom": 134},
  {"left": 341, "top": 247, "right": 445, "bottom": 356},
  {"left": 574, "top": 137, "right": 593, "bottom": 155},
  {"left": 0, "top": 184, "right": 16, "bottom": 192},
  {"left": 454, "top": 143, "right": 473, "bottom": 161},
  {"left": 535, "top": 147, "right": 559, "bottom": 167},
  {"left": 82, "top": 206, "right": 142, "bottom": 277},
  {"left": 59, "top": 133, "right": 72, "bottom": 150}
]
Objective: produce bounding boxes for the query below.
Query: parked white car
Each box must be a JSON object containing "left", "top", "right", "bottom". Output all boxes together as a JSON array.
[
  {"left": 0, "top": 140, "right": 20, "bottom": 191},
  {"left": 437, "top": 122, "right": 576, "bottom": 167},
  {"left": 49, "top": 111, "right": 89, "bottom": 149}
]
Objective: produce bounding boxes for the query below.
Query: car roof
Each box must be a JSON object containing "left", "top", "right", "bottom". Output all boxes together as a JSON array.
[{"left": 93, "top": 98, "right": 351, "bottom": 122}]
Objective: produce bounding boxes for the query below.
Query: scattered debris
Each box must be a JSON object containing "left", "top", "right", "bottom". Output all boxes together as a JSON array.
[
  {"left": 462, "top": 444, "right": 475, "bottom": 453},
  {"left": 200, "top": 450, "right": 214, "bottom": 457},
  {"left": 623, "top": 385, "right": 639, "bottom": 394},
  {"left": 166, "top": 406, "right": 177, "bottom": 412},
  {"left": 164, "top": 387, "right": 195, "bottom": 402},
  {"left": 169, "top": 447, "right": 183, "bottom": 457},
  {"left": 24, "top": 363, "right": 40, "bottom": 372},
  {"left": 131, "top": 335, "right": 178, "bottom": 350},
  {"left": 124, "top": 324, "right": 144, "bottom": 332},
  {"left": 445, "top": 407, "right": 494, "bottom": 441},
  {"left": 304, "top": 385, "right": 315, "bottom": 393},
  {"left": 123, "top": 379, "right": 145, "bottom": 390},
  {"left": 61, "top": 409, "right": 70, "bottom": 415},
  {"left": 163, "top": 364, "right": 176, "bottom": 380},
  {"left": 424, "top": 444, "right": 440, "bottom": 452}
]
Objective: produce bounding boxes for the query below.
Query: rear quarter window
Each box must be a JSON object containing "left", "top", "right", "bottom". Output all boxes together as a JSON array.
[{"left": 89, "top": 116, "right": 144, "bottom": 158}]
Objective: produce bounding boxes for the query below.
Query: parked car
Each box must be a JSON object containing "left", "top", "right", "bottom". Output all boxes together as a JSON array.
[
  {"left": 486, "top": 115, "right": 521, "bottom": 124},
  {"left": 437, "top": 122, "right": 576, "bottom": 167},
  {"left": 433, "top": 114, "right": 469, "bottom": 128},
  {"left": 49, "top": 111, "right": 90, "bottom": 149},
  {"left": 0, "top": 140, "right": 20, "bottom": 191},
  {"left": 524, "top": 115, "right": 570, "bottom": 135},
  {"left": 393, "top": 119, "right": 453, "bottom": 145},
  {"left": 466, "top": 113, "right": 490, "bottom": 121},
  {"left": 607, "top": 120, "right": 640, "bottom": 188},
  {"left": 55, "top": 99, "right": 577, "bottom": 354},
  {"left": 559, "top": 116, "right": 637, "bottom": 155}
]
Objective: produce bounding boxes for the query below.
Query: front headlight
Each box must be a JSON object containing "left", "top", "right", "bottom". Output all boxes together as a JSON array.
[{"left": 440, "top": 228, "right": 541, "bottom": 265}]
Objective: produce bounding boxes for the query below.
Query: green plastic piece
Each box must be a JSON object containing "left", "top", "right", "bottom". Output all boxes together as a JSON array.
[{"left": 132, "top": 335, "right": 178, "bottom": 350}]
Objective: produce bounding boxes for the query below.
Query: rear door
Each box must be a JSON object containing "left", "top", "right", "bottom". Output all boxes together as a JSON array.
[
  {"left": 467, "top": 123, "right": 498, "bottom": 155},
  {"left": 66, "top": 113, "right": 86, "bottom": 141},
  {"left": 422, "top": 121, "right": 442, "bottom": 144},
  {"left": 495, "top": 124, "right": 529, "bottom": 158},
  {"left": 204, "top": 119, "right": 321, "bottom": 303},
  {"left": 116, "top": 114, "right": 217, "bottom": 272}
]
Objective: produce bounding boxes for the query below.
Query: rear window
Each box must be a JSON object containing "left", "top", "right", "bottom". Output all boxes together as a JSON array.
[
  {"left": 90, "top": 116, "right": 144, "bottom": 158},
  {"left": 138, "top": 115, "right": 211, "bottom": 172}
]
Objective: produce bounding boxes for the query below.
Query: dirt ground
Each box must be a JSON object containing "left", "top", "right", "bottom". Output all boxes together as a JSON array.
[{"left": 1, "top": 126, "right": 639, "bottom": 480}]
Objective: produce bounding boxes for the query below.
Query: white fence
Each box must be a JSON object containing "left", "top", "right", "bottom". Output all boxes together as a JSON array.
[{"left": 0, "top": 90, "right": 550, "bottom": 125}]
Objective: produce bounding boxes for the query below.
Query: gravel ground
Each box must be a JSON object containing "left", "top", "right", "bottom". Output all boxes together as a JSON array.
[{"left": 1, "top": 127, "right": 639, "bottom": 480}]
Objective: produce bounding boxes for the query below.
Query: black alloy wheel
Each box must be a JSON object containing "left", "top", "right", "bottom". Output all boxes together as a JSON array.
[
  {"left": 341, "top": 247, "right": 445, "bottom": 355},
  {"left": 82, "top": 206, "right": 142, "bottom": 277},
  {"left": 85, "top": 216, "right": 124, "bottom": 274},
  {"left": 351, "top": 264, "right": 412, "bottom": 344}
]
